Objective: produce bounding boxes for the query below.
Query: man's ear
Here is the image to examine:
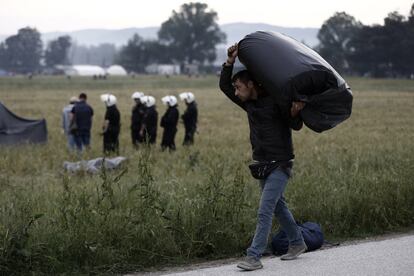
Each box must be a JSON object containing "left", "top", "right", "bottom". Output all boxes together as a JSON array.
[{"left": 247, "top": 80, "right": 254, "bottom": 89}]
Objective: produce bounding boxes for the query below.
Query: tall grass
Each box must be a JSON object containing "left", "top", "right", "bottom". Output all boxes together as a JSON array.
[{"left": 0, "top": 75, "right": 413, "bottom": 274}]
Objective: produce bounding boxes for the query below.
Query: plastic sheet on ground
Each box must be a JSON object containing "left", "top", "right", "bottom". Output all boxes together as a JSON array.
[{"left": 63, "top": 156, "right": 127, "bottom": 174}]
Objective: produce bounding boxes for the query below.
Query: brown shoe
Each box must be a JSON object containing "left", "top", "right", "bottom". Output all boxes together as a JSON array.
[
  {"left": 237, "top": 256, "right": 263, "bottom": 271},
  {"left": 280, "top": 243, "right": 307, "bottom": 260}
]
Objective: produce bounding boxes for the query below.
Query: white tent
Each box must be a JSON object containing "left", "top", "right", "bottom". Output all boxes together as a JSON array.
[
  {"left": 106, "top": 65, "right": 128, "bottom": 76},
  {"left": 65, "top": 65, "right": 105, "bottom": 76},
  {"left": 105, "top": 65, "right": 127, "bottom": 76}
]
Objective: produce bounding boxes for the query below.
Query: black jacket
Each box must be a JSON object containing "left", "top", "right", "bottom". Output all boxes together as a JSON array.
[
  {"left": 131, "top": 103, "right": 145, "bottom": 129},
  {"left": 104, "top": 105, "right": 120, "bottom": 133},
  {"left": 219, "top": 64, "right": 302, "bottom": 162},
  {"left": 71, "top": 101, "right": 94, "bottom": 135},
  {"left": 182, "top": 102, "right": 198, "bottom": 131},
  {"left": 142, "top": 106, "right": 158, "bottom": 143},
  {"left": 161, "top": 106, "right": 179, "bottom": 147},
  {"left": 161, "top": 106, "right": 179, "bottom": 130}
]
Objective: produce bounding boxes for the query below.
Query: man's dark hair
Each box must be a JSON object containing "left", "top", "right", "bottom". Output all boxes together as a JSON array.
[
  {"left": 232, "top": 70, "right": 258, "bottom": 87},
  {"left": 79, "top": 93, "right": 87, "bottom": 100}
]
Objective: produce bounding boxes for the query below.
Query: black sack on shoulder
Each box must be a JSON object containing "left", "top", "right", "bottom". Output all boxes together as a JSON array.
[{"left": 238, "top": 31, "right": 353, "bottom": 133}]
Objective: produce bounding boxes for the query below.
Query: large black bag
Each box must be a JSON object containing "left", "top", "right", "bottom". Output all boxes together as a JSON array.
[
  {"left": 238, "top": 31, "right": 353, "bottom": 133},
  {"left": 271, "top": 222, "right": 324, "bottom": 255}
]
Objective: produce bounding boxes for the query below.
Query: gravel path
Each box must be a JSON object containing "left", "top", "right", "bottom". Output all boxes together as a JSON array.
[{"left": 128, "top": 233, "right": 414, "bottom": 276}]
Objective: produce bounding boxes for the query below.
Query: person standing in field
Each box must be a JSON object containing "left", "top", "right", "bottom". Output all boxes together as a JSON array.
[
  {"left": 140, "top": 96, "right": 158, "bottom": 145},
  {"left": 62, "top": 96, "right": 78, "bottom": 150},
  {"left": 100, "top": 94, "right": 120, "bottom": 154},
  {"left": 179, "top": 92, "right": 198, "bottom": 145},
  {"left": 131, "top": 91, "right": 145, "bottom": 148},
  {"left": 160, "top": 95, "right": 179, "bottom": 151},
  {"left": 70, "top": 92, "right": 94, "bottom": 151},
  {"left": 219, "top": 44, "right": 307, "bottom": 271}
]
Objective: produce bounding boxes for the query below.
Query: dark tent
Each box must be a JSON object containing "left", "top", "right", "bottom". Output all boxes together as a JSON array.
[
  {"left": 0, "top": 102, "right": 48, "bottom": 145},
  {"left": 238, "top": 31, "right": 353, "bottom": 133}
]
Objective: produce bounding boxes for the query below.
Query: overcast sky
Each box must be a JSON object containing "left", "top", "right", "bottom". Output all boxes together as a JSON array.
[{"left": 1, "top": 0, "right": 413, "bottom": 34}]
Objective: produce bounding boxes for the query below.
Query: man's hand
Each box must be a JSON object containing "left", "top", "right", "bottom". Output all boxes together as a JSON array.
[
  {"left": 102, "top": 120, "right": 109, "bottom": 133},
  {"left": 226, "top": 43, "right": 238, "bottom": 65},
  {"left": 291, "top": 101, "right": 306, "bottom": 117}
]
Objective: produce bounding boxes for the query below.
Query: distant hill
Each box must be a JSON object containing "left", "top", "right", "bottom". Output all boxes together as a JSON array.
[
  {"left": 0, "top": 23, "right": 319, "bottom": 48},
  {"left": 41, "top": 27, "right": 159, "bottom": 47}
]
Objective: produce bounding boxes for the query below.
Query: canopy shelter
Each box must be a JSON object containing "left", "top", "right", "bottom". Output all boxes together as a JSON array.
[
  {"left": 105, "top": 65, "right": 127, "bottom": 76},
  {"left": 0, "top": 102, "right": 47, "bottom": 145},
  {"left": 65, "top": 65, "right": 106, "bottom": 76}
]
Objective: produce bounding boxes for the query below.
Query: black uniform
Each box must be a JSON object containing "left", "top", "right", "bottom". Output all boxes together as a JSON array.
[
  {"left": 182, "top": 102, "right": 198, "bottom": 145},
  {"left": 142, "top": 106, "right": 158, "bottom": 144},
  {"left": 103, "top": 105, "right": 121, "bottom": 154},
  {"left": 160, "top": 105, "right": 179, "bottom": 151},
  {"left": 131, "top": 103, "right": 145, "bottom": 146}
]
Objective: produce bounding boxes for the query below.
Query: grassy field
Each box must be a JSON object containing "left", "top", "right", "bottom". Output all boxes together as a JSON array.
[{"left": 0, "top": 75, "right": 413, "bottom": 274}]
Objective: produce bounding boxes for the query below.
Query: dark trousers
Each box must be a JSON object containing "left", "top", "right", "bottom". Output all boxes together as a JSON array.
[
  {"left": 183, "top": 128, "right": 195, "bottom": 145},
  {"left": 247, "top": 168, "right": 304, "bottom": 260},
  {"left": 103, "top": 131, "right": 119, "bottom": 154},
  {"left": 161, "top": 128, "right": 177, "bottom": 151},
  {"left": 74, "top": 132, "right": 91, "bottom": 151},
  {"left": 142, "top": 130, "right": 156, "bottom": 145},
  {"left": 131, "top": 127, "right": 143, "bottom": 147}
]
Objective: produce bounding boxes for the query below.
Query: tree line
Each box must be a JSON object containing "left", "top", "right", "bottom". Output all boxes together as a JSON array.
[
  {"left": 0, "top": 2, "right": 226, "bottom": 75},
  {"left": 116, "top": 2, "right": 226, "bottom": 73},
  {"left": 317, "top": 3, "right": 414, "bottom": 77},
  {"left": 0, "top": 28, "right": 71, "bottom": 74}
]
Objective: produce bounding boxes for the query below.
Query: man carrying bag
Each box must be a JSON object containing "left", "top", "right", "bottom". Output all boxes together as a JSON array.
[{"left": 219, "top": 44, "right": 307, "bottom": 271}]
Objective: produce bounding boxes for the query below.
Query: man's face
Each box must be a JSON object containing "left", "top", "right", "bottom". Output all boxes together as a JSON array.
[{"left": 233, "top": 79, "right": 253, "bottom": 102}]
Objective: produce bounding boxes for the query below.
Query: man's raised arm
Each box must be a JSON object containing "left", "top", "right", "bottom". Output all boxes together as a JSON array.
[{"left": 219, "top": 43, "right": 245, "bottom": 109}]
